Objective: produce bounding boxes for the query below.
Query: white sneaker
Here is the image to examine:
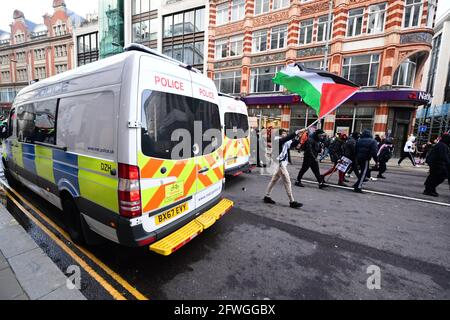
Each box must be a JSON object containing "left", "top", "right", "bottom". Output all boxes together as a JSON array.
[{"left": 369, "top": 177, "right": 378, "bottom": 181}]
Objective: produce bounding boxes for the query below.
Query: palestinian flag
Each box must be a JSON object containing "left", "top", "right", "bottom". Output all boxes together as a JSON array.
[{"left": 272, "top": 63, "right": 359, "bottom": 118}]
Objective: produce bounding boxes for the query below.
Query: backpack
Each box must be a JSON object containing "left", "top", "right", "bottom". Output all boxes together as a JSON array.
[{"left": 379, "top": 146, "right": 392, "bottom": 162}]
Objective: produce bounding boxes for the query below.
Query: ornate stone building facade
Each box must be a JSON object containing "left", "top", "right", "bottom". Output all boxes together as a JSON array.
[
  {"left": 208, "top": 0, "right": 436, "bottom": 154},
  {"left": 0, "top": 0, "right": 82, "bottom": 113}
]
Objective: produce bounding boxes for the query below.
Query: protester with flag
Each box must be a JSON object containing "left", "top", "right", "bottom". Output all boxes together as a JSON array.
[
  {"left": 264, "top": 129, "right": 304, "bottom": 209},
  {"left": 272, "top": 63, "right": 359, "bottom": 190}
]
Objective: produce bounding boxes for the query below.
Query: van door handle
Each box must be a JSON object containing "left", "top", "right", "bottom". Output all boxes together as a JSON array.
[{"left": 198, "top": 167, "right": 209, "bottom": 174}]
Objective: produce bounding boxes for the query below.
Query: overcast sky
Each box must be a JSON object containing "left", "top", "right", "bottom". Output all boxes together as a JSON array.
[
  {"left": 0, "top": 0, "right": 98, "bottom": 31},
  {"left": 1, "top": 0, "right": 449, "bottom": 32}
]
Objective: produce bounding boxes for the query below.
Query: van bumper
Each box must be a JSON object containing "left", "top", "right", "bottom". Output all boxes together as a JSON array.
[
  {"left": 116, "top": 195, "right": 230, "bottom": 247},
  {"left": 224, "top": 161, "right": 251, "bottom": 176}
]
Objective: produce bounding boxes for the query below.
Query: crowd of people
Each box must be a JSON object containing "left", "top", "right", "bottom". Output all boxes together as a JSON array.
[{"left": 264, "top": 127, "right": 450, "bottom": 208}]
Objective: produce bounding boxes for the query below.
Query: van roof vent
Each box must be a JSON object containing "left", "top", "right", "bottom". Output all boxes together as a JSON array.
[{"left": 124, "top": 43, "right": 201, "bottom": 74}]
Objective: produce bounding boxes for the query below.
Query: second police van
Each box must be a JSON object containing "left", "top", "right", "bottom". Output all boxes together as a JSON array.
[
  {"left": 2, "top": 44, "right": 233, "bottom": 256},
  {"left": 218, "top": 93, "right": 251, "bottom": 176}
]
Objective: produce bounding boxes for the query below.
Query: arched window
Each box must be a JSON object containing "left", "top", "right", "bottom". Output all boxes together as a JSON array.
[{"left": 393, "top": 57, "right": 417, "bottom": 87}]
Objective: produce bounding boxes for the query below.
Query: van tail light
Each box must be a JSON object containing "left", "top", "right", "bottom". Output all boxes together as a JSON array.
[{"left": 118, "top": 163, "right": 142, "bottom": 218}]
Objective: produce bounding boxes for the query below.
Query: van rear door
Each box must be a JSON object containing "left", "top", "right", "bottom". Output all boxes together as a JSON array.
[
  {"left": 138, "top": 56, "right": 199, "bottom": 233},
  {"left": 190, "top": 72, "right": 223, "bottom": 209}
]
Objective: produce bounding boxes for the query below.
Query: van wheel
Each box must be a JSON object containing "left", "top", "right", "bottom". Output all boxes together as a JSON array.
[{"left": 62, "top": 197, "right": 86, "bottom": 245}]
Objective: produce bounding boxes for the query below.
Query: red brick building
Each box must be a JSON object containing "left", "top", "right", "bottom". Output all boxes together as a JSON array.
[
  {"left": 208, "top": 0, "right": 437, "bottom": 154},
  {"left": 0, "top": 0, "right": 83, "bottom": 115}
]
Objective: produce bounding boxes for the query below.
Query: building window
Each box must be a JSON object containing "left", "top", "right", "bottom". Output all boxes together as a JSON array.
[
  {"left": 427, "top": 34, "right": 441, "bottom": 95},
  {"left": 133, "top": 18, "right": 157, "bottom": 43},
  {"left": 34, "top": 49, "right": 46, "bottom": 61},
  {"left": 368, "top": 3, "right": 387, "bottom": 34},
  {"left": 317, "top": 15, "right": 333, "bottom": 42},
  {"left": 35, "top": 67, "right": 46, "bottom": 79},
  {"left": 250, "top": 65, "right": 284, "bottom": 93},
  {"left": 300, "top": 59, "right": 328, "bottom": 70},
  {"left": 214, "top": 71, "right": 242, "bottom": 94},
  {"left": 0, "top": 55, "right": 9, "bottom": 65},
  {"left": 403, "top": 0, "right": 423, "bottom": 28},
  {"left": 254, "top": 0, "right": 270, "bottom": 15},
  {"left": 164, "top": 7, "right": 205, "bottom": 38},
  {"left": 230, "top": 35, "right": 243, "bottom": 57},
  {"left": 77, "top": 32, "right": 99, "bottom": 66},
  {"left": 132, "top": 0, "right": 151, "bottom": 15},
  {"left": 1, "top": 71, "right": 11, "bottom": 82},
  {"left": 215, "top": 39, "right": 228, "bottom": 59},
  {"left": 342, "top": 54, "right": 380, "bottom": 87},
  {"left": 252, "top": 29, "right": 268, "bottom": 52},
  {"left": 270, "top": 24, "right": 287, "bottom": 50},
  {"left": 16, "top": 52, "right": 26, "bottom": 63},
  {"left": 393, "top": 58, "right": 417, "bottom": 87},
  {"left": 55, "top": 45, "right": 67, "bottom": 57},
  {"left": 14, "top": 33, "right": 25, "bottom": 44},
  {"left": 55, "top": 64, "right": 67, "bottom": 74},
  {"left": 231, "top": 0, "right": 245, "bottom": 21},
  {"left": 299, "top": 19, "right": 313, "bottom": 45},
  {"left": 273, "top": 0, "right": 290, "bottom": 10},
  {"left": 427, "top": 0, "right": 437, "bottom": 27},
  {"left": 445, "top": 64, "right": 450, "bottom": 104},
  {"left": 53, "top": 22, "right": 67, "bottom": 36},
  {"left": 163, "top": 8, "right": 205, "bottom": 70},
  {"left": 347, "top": 8, "right": 364, "bottom": 37},
  {"left": 217, "top": 2, "right": 229, "bottom": 25},
  {"left": 17, "top": 69, "right": 27, "bottom": 81}
]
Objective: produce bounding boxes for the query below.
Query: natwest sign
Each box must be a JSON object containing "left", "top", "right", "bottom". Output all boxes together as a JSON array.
[{"left": 418, "top": 91, "right": 431, "bottom": 102}]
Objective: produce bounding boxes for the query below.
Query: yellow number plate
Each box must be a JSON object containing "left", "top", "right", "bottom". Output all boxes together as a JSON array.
[
  {"left": 155, "top": 202, "right": 188, "bottom": 226},
  {"left": 226, "top": 158, "right": 237, "bottom": 165},
  {"left": 165, "top": 181, "right": 184, "bottom": 199}
]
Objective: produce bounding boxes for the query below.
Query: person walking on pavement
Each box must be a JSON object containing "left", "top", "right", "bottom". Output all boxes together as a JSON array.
[
  {"left": 423, "top": 134, "right": 450, "bottom": 197},
  {"left": 264, "top": 129, "right": 304, "bottom": 208},
  {"left": 398, "top": 135, "right": 417, "bottom": 166},
  {"left": 344, "top": 132, "right": 360, "bottom": 178},
  {"left": 353, "top": 129, "right": 378, "bottom": 193},
  {"left": 294, "top": 129, "right": 327, "bottom": 189},
  {"left": 376, "top": 137, "right": 394, "bottom": 179},
  {"left": 321, "top": 133, "right": 348, "bottom": 186}
]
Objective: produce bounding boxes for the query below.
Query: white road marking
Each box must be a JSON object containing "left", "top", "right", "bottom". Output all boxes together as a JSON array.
[{"left": 300, "top": 179, "right": 450, "bottom": 208}]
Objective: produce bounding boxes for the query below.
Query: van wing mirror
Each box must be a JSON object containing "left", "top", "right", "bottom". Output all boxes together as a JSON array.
[{"left": 0, "top": 124, "right": 7, "bottom": 139}]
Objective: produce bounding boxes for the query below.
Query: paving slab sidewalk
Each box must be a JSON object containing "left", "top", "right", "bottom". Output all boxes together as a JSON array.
[{"left": 0, "top": 196, "right": 86, "bottom": 300}]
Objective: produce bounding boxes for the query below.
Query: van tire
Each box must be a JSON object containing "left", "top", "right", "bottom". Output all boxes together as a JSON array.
[{"left": 61, "top": 196, "right": 86, "bottom": 245}]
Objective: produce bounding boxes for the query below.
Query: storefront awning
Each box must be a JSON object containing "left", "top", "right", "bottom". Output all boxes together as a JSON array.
[{"left": 242, "top": 89, "right": 431, "bottom": 106}]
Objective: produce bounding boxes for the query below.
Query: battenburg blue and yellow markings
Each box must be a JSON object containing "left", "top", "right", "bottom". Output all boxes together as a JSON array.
[
  {"left": 0, "top": 179, "right": 148, "bottom": 300},
  {"left": 6, "top": 142, "right": 119, "bottom": 213}
]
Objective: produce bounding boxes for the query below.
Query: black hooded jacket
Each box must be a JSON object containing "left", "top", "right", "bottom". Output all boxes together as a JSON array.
[
  {"left": 426, "top": 135, "right": 450, "bottom": 167},
  {"left": 343, "top": 136, "right": 357, "bottom": 160},
  {"left": 355, "top": 129, "right": 378, "bottom": 162},
  {"left": 303, "top": 132, "right": 322, "bottom": 160}
]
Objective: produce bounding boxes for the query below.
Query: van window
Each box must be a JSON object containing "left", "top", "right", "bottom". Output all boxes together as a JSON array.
[
  {"left": 34, "top": 100, "right": 57, "bottom": 144},
  {"left": 17, "top": 104, "right": 35, "bottom": 143},
  {"left": 224, "top": 112, "right": 249, "bottom": 139},
  {"left": 57, "top": 92, "right": 115, "bottom": 159},
  {"left": 7, "top": 108, "right": 15, "bottom": 138},
  {"left": 141, "top": 90, "right": 222, "bottom": 159}
]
